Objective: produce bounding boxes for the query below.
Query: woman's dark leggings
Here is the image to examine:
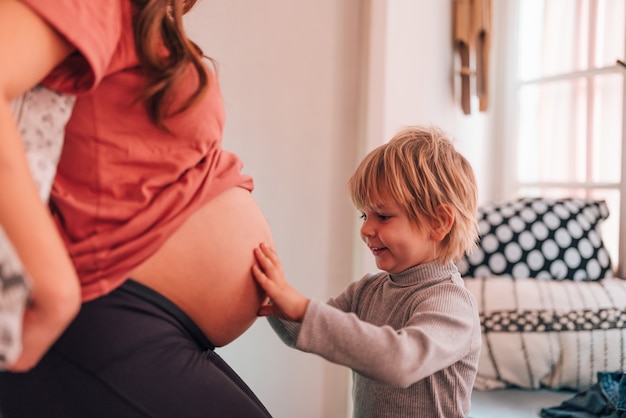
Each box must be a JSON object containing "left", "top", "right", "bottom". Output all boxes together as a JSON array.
[{"left": 0, "top": 279, "right": 273, "bottom": 418}]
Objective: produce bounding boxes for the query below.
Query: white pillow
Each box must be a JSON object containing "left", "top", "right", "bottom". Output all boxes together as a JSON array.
[
  {"left": 465, "top": 276, "right": 626, "bottom": 391},
  {"left": 0, "top": 86, "right": 75, "bottom": 367}
]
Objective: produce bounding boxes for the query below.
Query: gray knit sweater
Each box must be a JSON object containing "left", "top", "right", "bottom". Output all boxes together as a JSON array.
[{"left": 268, "top": 261, "right": 481, "bottom": 418}]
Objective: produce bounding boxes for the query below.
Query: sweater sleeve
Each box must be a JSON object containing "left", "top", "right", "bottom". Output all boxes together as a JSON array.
[
  {"left": 265, "top": 274, "right": 367, "bottom": 347},
  {"left": 266, "top": 317, "right": 301, "bottom": 347},
  {"left": 295, "top": 285, "right": 480, "bottom": 388}
]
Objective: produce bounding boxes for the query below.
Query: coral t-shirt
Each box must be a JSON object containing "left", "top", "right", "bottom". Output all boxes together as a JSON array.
[{"left": 20, "top": 0, "right": 254, "bottom": 301}]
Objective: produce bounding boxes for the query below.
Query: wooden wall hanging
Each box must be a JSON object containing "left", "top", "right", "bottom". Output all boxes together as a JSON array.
[{"left": 454, "top": 0, "right": 492, "bottom": 115}]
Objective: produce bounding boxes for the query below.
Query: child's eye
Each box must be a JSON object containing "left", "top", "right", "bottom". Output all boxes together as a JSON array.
[
  {"left": 359, "top": 213, "right": 367, "bottom": 220},
  {"left": 377, "top": 214, "right": 391, "bottom": 221}
]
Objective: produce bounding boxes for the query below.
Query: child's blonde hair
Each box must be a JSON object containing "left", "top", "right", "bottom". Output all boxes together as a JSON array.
[{"left": 348, "top": 125, "right": 478, "bottom": 263}]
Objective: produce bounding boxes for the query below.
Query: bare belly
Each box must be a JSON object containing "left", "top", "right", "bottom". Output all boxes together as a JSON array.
[{"left": 130, "top": 187, "right": 273, "bottom": 346}]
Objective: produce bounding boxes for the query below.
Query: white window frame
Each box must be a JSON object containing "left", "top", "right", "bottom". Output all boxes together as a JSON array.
[{"left": 493, "top": 1, "right": 626, "bottom": 276}]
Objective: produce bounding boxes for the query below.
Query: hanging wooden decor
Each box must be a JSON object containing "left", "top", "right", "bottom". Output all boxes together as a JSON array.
[{"left": 454, "top": 0, "right": 492, "bottom": 115}]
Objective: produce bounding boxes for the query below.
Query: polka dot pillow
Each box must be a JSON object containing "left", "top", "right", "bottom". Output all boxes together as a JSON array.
[{"left": 456, "top": 197, "right": 613, "bottom": 280}]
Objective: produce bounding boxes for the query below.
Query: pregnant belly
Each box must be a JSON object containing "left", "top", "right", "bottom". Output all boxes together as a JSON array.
[{"left": 130, "top": 187, "right": 274, "bottom": 346}]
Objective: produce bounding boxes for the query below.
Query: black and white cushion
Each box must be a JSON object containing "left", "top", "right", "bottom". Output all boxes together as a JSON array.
[
  {"left": 457, "top": 197, "right": 613, "bottom": 281},
  {"left": 466, "top": 277, "right": 626, "bottom": 391}
]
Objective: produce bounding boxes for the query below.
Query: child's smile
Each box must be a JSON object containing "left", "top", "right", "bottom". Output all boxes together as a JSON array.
[{"left": 360, "top": 201, "right": 436, "bottom": 274}]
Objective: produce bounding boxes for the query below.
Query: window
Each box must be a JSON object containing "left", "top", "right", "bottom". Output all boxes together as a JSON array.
[{"left": 503, "top": 0, "right": 625, "bottom": 273}]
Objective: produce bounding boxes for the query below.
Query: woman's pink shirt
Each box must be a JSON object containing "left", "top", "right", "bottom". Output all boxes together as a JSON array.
[{"left": 20, "top": 0, "right": 253, "bottom": 301}]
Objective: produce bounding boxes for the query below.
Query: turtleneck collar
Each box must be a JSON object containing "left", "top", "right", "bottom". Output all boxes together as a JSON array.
[{"left": 387, "top": 260, "right": 459, "bottom": 286}]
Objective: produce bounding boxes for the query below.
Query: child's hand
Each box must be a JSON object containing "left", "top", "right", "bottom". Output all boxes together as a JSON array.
[{"left": 251, "top": 243, "right": 309, "bottom": 322}]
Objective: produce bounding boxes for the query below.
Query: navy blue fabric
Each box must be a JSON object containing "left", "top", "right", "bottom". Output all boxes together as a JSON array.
[
  {"left": 541, "top": 372, "right": 626, "bottom": 418},
  {"left": 0, "top": 279, "right": 272, "bottom": 418}
]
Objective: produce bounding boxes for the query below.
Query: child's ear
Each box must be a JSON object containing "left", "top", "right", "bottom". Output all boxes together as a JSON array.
[{"left": 430, "top": 204, "right": 454, "bottom": 242}]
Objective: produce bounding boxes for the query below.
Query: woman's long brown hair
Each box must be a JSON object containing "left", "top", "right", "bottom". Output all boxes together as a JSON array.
[{"left": 130, "top": 0, "right": 208, "bottom": 130}]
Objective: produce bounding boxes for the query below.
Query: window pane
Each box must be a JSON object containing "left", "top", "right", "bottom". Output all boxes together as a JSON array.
[
  {"left": 512, "top": 0, "right": 624, "bottom": 273},
  {"left": 598, "top": 0, "right": 625, "bottom": 68},
  {"left": 517, "top": 74, "right": 622, "bottom": 183},
  {"left": 518, "top": 0, "right": 625, "bottom": 80}
]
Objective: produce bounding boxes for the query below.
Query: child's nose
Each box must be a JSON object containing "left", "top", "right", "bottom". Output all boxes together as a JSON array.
[{"left": 360, "top": 220, "right": 374, "bottom": 237}]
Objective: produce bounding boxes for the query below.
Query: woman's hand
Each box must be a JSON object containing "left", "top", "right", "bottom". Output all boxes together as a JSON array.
[
  {"left": 9, "top": 275, "right": 81, "bottom": 372},
  {"left": 251, "top": 243, "right": 309, "bottom": 322}
]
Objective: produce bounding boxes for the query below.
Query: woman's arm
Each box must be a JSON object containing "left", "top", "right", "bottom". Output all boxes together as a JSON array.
[{"left": 0, "top": 0, "right": 80, "bottom": 371}]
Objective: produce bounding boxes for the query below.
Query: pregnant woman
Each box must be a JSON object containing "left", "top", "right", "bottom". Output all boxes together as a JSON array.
[{"left": 0, "top": 1, "right": 274, "bottom": 417}]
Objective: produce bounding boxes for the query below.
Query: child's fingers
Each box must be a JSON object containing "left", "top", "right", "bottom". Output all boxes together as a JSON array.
[
  {"left": 251, "top": 264, "right": 271, "bottom": 289},
  {"left": 253, "top": 247, "right": 275, "bottom": 274},
  {"left": 259, "top": 243, "right": 282, "bottom": 268},
  {"left": 252, "top": 264, "right": 282, "bottom": 302}
]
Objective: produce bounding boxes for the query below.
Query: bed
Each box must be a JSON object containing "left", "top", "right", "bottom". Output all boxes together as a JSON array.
[{"left": 456, "top": 197, "right": 625, "bottom": 417}]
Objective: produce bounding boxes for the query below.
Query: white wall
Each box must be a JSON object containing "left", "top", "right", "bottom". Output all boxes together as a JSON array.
[
  {"left": 356, "top": 0, "right": 495, "bottom": 291},
  {"left": 376, "top": 1, "right": 491, "bottom": 201},
  {"left": 185, "top": 1, "right": 494, "bottom": 417},
  {"left": 186, "top": 2, "right": 363, "bottom": 417}
]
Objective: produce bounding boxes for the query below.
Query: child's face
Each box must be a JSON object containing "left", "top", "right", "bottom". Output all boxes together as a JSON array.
[{"left": 359, "top": 200, "right": 436, "bottom": 274}]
